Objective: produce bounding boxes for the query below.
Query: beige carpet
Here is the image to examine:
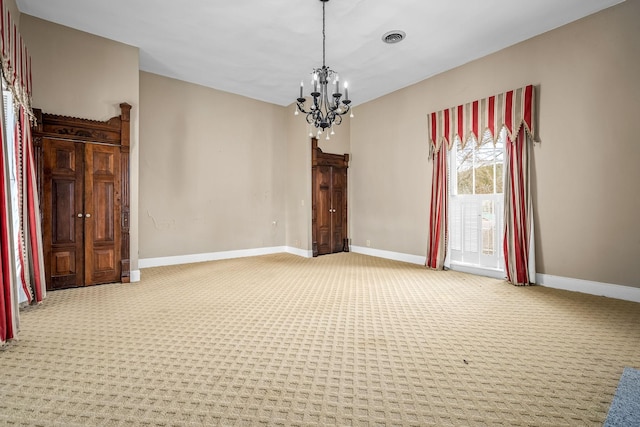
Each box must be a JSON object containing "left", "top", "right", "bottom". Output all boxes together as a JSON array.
[{"left": 1, "top": 252, "right": 639, "bottom": 426}]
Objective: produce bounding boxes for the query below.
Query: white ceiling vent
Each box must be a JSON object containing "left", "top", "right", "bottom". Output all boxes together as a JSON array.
[{"left": 382, "top": 30, "right": 406, "bottom": 44}]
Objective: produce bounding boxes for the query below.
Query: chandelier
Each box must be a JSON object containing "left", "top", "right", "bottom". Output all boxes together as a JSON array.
[{"left": 295, "top": 0, "right": 351, "bottom": 135}]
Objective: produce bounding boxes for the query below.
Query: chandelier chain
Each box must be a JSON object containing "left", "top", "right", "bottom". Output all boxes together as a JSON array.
[{"left": 322, "top": 0, "right": 326, "bottom": 68}]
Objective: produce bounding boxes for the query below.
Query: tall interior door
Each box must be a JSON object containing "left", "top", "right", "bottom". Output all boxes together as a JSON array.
[
  {"left": 311, "top": 137, "right": 349, "bottom": 257},
  {"left": 316, "top": 165, "right": 332, "bottom": 255},
  {"left": 42, "top": 138, "right": 121, "bottom": 289},
  {"left": 315, "top": 165, "right": 346, "bottom": 256},
  {"left": 330, "top": 166, "right": 346, "bottom": 253},
  {"left": 84, "top": 143, "right": 121, "bottom": 285}
]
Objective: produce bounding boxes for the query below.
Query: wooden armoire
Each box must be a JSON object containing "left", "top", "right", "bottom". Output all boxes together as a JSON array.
[
  {"left": 311, "top": 137, "right": 349, "bottom": 257},
  {"left": 33, "top": 104, "right": 131, "bottom": 290}
]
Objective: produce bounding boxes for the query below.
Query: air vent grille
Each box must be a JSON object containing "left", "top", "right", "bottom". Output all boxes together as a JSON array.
[{"left": 382, "top": 31, "right": 406, "bottom": 44}]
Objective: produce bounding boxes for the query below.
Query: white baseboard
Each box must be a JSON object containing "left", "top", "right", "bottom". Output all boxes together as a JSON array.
[
  {"left": 285, "top": 246, "right": 313, "bottom": 258},
  {"left": 139, "top": 246, "right": 288, "bottom": 268},
  {"left": 536, "top": 273, "right": 640, "bottom": 303},
  {"left": 138, "top": 246, "right": 312, "bottom": 270},
  {"left": 130, "top": 270, "right": 141, "bottom": 283},
  {"left": 350, "top": 245, "right": 426, "bottom": 265}
]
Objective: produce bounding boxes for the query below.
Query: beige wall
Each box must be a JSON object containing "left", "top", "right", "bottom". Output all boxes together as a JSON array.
[
  {"left": 139, "top": 72, "right": 287, "bottom": 258},
  {"left": 285, "top": 105, "right": 313, "bottom": 252},
  {"left": 19, "top": 15, "right": 141, "bottom": 274},
  {"left": 350, "top": 0, "right": 640, "bottom": 288},
  {"left": 16, "top": 1, "right": 639, "bottom": 289}
]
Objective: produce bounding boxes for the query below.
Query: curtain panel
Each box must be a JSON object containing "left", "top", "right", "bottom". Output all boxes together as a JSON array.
[
  {"left": 504, "top": 127, "right": 536, "bottom": 285},
  {"left": 0, "top": 0, "right": 43, "bottom": 345},
  {"left": 426, "top": 85, "right": 536, "bottom": 284},
  {"left": 0, "top": 0, "right": 33, "bottom": 117},
  {"left": 426, "top": 145, "right": 447, "bottom": 269},
  {"left": 1, "top": 115, "right": 17, "bottom": 343}
]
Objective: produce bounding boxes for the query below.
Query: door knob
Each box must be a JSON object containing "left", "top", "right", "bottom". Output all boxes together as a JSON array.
[
  {"left": 85, "top": 213, "right": 91, "bottom": 218},
  {"left": 77, "top": 213, "right": 83, "bottom": 218}
]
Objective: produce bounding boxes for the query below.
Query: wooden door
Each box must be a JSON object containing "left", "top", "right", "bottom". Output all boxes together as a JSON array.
[
  {"left": 316, "top": 165, "right": 333, "bottom": 255},
  {"left": 42, "top": 138, "right": 84, "bottom": 289},
  {"left": 84, "top": 143, "right": 121, "bottom": 285},
  {"left": 34, "top": 103, "right": 131, "bottom": 289},
  {"left": 311, "top": 138, "right": 349, "bottom": 257},
  {"left": 42, "top": 139, "right": 121, "bottom": 288},
  {"left": 331, "top": 167, "right": 346, "bottom": 253}
]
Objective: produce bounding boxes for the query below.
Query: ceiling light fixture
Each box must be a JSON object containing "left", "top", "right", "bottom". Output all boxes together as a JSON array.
[{"left": 295, "top": 0, "right": 351, "bottom": 136}]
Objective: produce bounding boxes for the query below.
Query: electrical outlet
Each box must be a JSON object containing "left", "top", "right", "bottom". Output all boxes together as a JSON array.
[{"left": 366, "top": 239, "right": 371, "bottom": 247}]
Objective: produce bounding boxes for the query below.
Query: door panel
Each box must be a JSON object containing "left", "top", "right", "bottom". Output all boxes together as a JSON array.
[
  {"left": 84, "top": 144, "right": 121, "bottom": 285},
  {"left": 52, "top": 180, "right": 76, "bottom": 243},
  {"left": 316, "top": 166, "right": 332, "bottom": 255},
  {"left": 43, "top": 139, "right": 84, "bottom": 289},
  {"left": 331, "top": 168, "right": 346, "bottom": 253}
]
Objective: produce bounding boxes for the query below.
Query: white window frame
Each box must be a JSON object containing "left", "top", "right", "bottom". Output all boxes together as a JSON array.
[{"left": 447, "top": 129, "right": 506, "bottom": 279}]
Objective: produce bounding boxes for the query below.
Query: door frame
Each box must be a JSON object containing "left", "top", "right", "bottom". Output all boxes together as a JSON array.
[
  {"left": 311, "top": 137, "right": 349, "bottom": 257},
  {"left": 33, "top": 103, "right": 131, "bottom": 286}
]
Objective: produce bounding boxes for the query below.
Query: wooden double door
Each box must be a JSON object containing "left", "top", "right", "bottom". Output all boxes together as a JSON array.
[
  {"left": 312, "top": 138, "right": 349, "bottom": 256},
  {"left": 42, "top": 139, "right": 121, "bottom": 289},
  {"left": 34, "top": 104, "right": 131, "bottom": 290}
]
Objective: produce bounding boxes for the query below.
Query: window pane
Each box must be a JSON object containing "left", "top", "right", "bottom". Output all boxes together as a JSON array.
[
  {"left": 462, "top": 199, "right": 479, "bottom": 254},
  {"left": 450, "top": 201, "right": 462, "bottom": 251},
  {"left": 496, "top": 162, "right": 504, "bottom": 194},
  {"left": 457, "top": 142, "right": 474, "bottom": 195},
  {"left": 474, "top": 152, "right": 494, "bottom": 194},
  {"left": 482, "top": 200, "right": 495, "bottom": 255}
]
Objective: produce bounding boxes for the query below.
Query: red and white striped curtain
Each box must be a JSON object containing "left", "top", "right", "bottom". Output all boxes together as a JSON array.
[
  {"left": 426, "top": 85, "right": 536, "bottom": 283},
  {"left": 0, "top": 0, "right": 44, "bottom": 345},
  {"left": 426, "top": 141, "right": 447, "bottom": 269},
  {"left": 504, "top": 127, "right": 535, "bottom": 285}
]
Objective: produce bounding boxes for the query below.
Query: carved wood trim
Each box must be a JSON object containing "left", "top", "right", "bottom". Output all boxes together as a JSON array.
[
  {"left": 34, "top": 110, "right": 126, "bottom": 145},
  {"left": 311, "top": 137, "right": 349, "bottom": 168}
]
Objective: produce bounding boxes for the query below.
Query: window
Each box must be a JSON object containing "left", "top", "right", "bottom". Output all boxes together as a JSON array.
[{"left": 448, "top": 128, "right": 505, "bottom": 271}]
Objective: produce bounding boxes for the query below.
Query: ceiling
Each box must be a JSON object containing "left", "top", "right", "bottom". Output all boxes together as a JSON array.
[{"left": 17, "top": 0, "right": 624, "bottom": 107}]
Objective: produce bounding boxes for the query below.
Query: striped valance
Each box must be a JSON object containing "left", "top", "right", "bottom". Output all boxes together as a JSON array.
[
  {"left": 428, "top": 85, "right": 535, "bottom": 152},
  {"left": 0, "top": 0, "right": 33, "bottom": 117}
]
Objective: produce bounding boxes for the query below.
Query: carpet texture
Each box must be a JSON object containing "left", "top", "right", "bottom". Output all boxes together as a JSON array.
[
  {"left": 603, "top": 367, "right": 640, "bottom": 426},
  {"left": 1, "top": 252, "right": 639, "bottom": 426}
]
